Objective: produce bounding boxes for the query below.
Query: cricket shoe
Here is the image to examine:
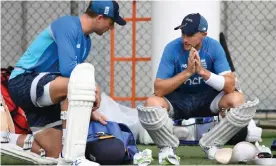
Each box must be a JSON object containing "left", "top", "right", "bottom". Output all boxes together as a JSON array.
[
  {"left": 199, "top": 144, "right": 221, "bottom": 160},
  {"left": 57, "top": 156, "right": 99, "bottom": 166},
  {"left": 158, "top": 147, "right": 180, "bottom": 165}
]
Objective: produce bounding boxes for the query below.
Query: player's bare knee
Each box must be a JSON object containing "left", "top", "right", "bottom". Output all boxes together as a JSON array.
[
  {"left": 56, "top": 87, "right": 68, "bottom": 101},
  {"left": 227, "top": 92, "right": 245, "bottom": 108},
  {"left": 144, "top": 96, "right": 165, "bottom": 107},
  {"left": 236, "top": 92, "right": 245, "bottom": 105},
  {"left": 50, "top": 77, "right": 69, "bottom": 102},
  {"left": 16, "top": 134, "right": 46, "bottom": 156}
]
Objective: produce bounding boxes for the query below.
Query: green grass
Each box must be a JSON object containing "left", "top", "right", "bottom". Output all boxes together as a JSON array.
[
  {"left": 1, "top": 130, "right": 276, "bottom": 165},
  {"left": 138, "top": 137, "right": 276, "bottom": 165}
]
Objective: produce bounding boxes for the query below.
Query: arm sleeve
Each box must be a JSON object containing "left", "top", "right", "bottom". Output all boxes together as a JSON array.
[
  {"left": 156, "top": 44, "right": 175, "bottom": 79},
  {"left": 51, "top": 18, "right": 79, "bottom": 77},
  {"left": 211, "top": 40, "right": 231, "bottom": 75}
]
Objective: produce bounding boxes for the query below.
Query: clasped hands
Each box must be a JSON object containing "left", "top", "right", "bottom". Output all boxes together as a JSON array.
[{"left": 186, "top": 47, "right": 205, "bottom": 76}]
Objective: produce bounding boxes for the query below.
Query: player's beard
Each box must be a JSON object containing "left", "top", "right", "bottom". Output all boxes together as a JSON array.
[
  {"left": 194, "top": 42, "right": 202, "bottom": 51},
  {"left": 185, "top": 42, "right": 202, "bottom": 51},
  {"left": 95, "top": 31, "right": 104, "bottom": 36}
]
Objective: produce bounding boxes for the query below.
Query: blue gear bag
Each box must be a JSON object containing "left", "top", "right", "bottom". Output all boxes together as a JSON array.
[{"left": 87, "top": 121, "right": 139, "bottom": 163}]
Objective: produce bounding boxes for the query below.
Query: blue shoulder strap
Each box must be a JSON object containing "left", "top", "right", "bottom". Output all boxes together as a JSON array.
[{"left": 87, "top": 121, "right": 123, "bottom": 142}]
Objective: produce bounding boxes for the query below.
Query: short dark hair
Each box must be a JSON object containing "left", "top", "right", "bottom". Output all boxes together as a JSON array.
[{"left": 85, "top": 1, "right": 98, "bottom": 18}]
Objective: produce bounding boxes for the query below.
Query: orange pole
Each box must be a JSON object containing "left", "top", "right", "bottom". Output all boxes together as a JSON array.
[
  {"left": 124, "top": 17, "right": 151, "bottom": 22},
  {"left": 114, "top": 57, "right": 151, "bottom": 61},
  {"left": 131, "top": 1, "right": 137, "bottom": 108},
  {"left": 110, "top": 28, "right": 115, "bottom": 98},
  {"left": 109, "top": 1, "right": 151, "bottom": 105},
  {"left": 113, "top": 97, "right": 148, "bottom": 101}
]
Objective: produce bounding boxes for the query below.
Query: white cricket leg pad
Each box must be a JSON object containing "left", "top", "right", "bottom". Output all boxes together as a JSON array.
[
  {"left": 199, "top": 98, "right": 259, "bottom": 153},
  {"left": 0, "top": 143, "right": 58, "bottom": 165},
  {"left": 137, "top": 105, "right": 179, "bottom": 148},
  {"left": 138, "top": 127, "right": 154, "bottom": 145},
  {"left": 60, "top": 111, "right": 67, "bottom": 146},
  {"left": 63, "top": 63, "right": 96, "bottom": 162}
]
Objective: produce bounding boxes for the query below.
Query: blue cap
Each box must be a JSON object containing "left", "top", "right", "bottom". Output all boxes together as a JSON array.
[
  {"left": 90, "top": 0, "right": 126, "bottom": 26},
  {"left": 174, "top": 13, "right": 208, "bottom": 35}
]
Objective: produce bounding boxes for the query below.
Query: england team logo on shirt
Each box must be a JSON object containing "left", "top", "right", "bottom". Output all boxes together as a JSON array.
[
  {"left": 201, "top": 59, "right": 207, "bottom": 68},
  {"left": 76, "top": 44, "right": 81, "bottom": 48},
  {"left": 181, "top": 64, "right": 187, "bottom": 69}
]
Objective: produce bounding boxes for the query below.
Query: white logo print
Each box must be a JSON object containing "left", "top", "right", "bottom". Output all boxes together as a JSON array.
[
  {"left": 104, "top": 7, "right": 110, "bottom": 15},
  {"left": 76, "top": 44, "right": 81, "bottom": 48},
  {"left": 202, "top": 27, "right": 206, "bottom": 31},
  {"left": 200, "top": 59, "right": 207, "bottom": 68},
  {"left": 185, "top": 18, "right": 193, "bottom": 22},
  {"left": 185, "top": 76, "right": 203, "bottom": 85},
  {"left": 181, "top": 64, "right": 187, "bottom": 69}
]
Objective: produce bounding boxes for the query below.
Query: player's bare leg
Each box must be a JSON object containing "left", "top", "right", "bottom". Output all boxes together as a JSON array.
[
  {"left": 218, "top": 91, "right": 245, "bottom": 109},
  {"left": 32, "top": 128, "right": 62, "bottom": 158},
  {"left": 1, "top": 99, "right": 57, "bottom": 164},
  {"left": 1, "top": 96, "right": 44, "bottom": 156}
]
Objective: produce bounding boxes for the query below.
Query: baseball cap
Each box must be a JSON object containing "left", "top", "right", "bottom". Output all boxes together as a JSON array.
[
  {"left": 174, "top": 13, "right": 208, "bottom": 35},
  {"left": 90, "top": 0, "right": 126, "bottom": 26}
]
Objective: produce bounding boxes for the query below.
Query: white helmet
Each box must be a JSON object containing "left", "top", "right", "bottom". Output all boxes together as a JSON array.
[
  {"left": 215, "top": 141, "right": 258, "bottom": 164},
  {"left": 230, "top": 141, "right": 258, "bottom": 163}
]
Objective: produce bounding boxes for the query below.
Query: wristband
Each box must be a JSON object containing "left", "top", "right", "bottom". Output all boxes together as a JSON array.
[{"left": 205, "top": 72, "right": 225, "bottom": 91}]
